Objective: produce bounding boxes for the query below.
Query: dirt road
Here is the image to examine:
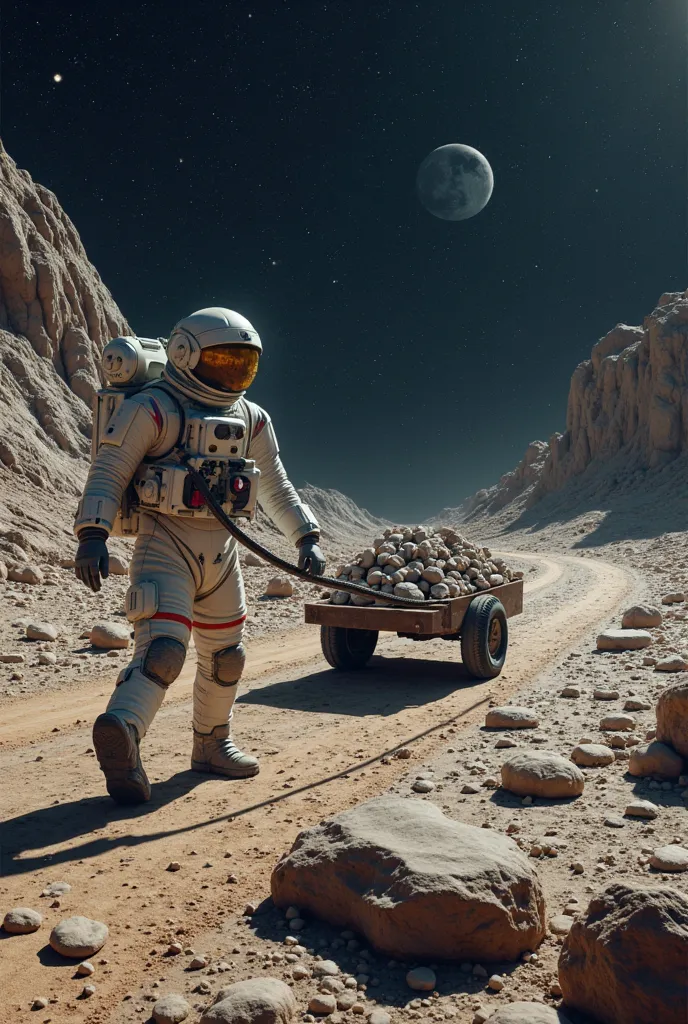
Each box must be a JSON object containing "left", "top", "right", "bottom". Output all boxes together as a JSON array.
[{"left": 0, "top": 551, "right": 634, "bottom": 1022}]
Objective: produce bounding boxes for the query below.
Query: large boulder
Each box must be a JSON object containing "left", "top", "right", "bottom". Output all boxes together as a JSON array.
[
  {"left": 153, "top": 994, "right": 191, "bottom": 1024},
  {"left": 271, "top": 796, "right": 546, "bottom": 962},
  {"left": 656, "top": 680, "right": 688, "bottom": 758},
  {"left": 484, "top": 706, "right": 539, "bottom": 729},
  {"left": 596, "top": 629, "right": 652, "bottom": 651},
  {"left": 501, "top": 751, "right": 585, "bottom": 799},
  {"left": 621, "top": 605, "right": 662, "bottom": 629},
  {"left": 628, "top": 740, "right": 684, "bottom": 779},
  {"left": 49, "top": 916, "right": 108, "bottom": 958},
  {"left": 90, "top": 622, "right": 131, "bottom": 649},
  {"left": 558, "top": 883, "right": 688, "bottom": 1024},
  {"left": 3, "top": 907, "right": 42, "bottom": 934},
  {"left": 200, "top": 978, "right": 297, "bottom": 1024}
]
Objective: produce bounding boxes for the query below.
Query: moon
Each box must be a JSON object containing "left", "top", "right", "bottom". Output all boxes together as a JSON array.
[{"left": 416, "top": 144, "right": 494, "bottom": 221}]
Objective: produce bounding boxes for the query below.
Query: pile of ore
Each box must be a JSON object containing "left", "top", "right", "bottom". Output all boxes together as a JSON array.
[{"left": 329, "top": 526, "right": 519, "bottom": 605}]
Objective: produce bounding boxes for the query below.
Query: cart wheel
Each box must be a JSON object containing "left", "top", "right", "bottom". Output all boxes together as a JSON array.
[
  {"left": 461, "top": 595, "right": 508, "bottom": 679},
  {"left": 321, "top": 626, "right": 379, "bottom": 670}
]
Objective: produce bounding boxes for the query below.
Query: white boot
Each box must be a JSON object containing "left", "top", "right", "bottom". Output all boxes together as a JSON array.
[{"left": 191, "top": 724, "right": 259, "bottom": 778}]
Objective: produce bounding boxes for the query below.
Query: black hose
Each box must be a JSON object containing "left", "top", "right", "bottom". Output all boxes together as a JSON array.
[{"left": 183, "top": 463, "right": 453, "bottom": 608}]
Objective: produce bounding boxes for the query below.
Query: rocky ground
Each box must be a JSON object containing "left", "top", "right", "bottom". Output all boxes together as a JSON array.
[
  {"left": 0, "top": 526, "right": 357, "bottom": 707},
  {"left": 2, "top": 521, "right": 686, "bottom": 1024}
]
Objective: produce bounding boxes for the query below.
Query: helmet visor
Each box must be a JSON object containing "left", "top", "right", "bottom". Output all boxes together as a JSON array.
[{"left": 193, "top": 344, "right": 260, "bottom": 393}]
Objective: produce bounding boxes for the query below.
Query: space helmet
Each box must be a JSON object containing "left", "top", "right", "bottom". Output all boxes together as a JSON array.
[{"left": 163, "top": 307, "right": 262, "bottom": 406}]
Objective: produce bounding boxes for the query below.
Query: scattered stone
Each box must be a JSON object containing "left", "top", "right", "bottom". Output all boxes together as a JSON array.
[
  {"left": 189, "top": 955, "right": 208, "bottom": 970},
  {"left": 406, "top": 967, "right": 436, "bottom": 991},
  {"left": 202, "top": 978, "right": 297, "bottom": 1024},
  {"left": 501, "top": 750, "right": 585, "bottom": 799},
  {"left": 621, "top": 605, "right": 662, "bottom": 629},
  {"left": 487, "top": 974, "right": 504, "bottom": 991},
  {"left": 41, "top": 881, "right": 71, "bottom": 897},
  {"left": 152, "top": 993, "right": 191, "bottom": 1024},
  {"left": 624, "top": 698, "right": 651, "bottom": 711},
  {"left": 495, "top": 737, "right": 518, "bottom": 748},
  {"left": 336, "top": 992, "right": 357, "bottom": 1011},
  {"left": 661, "top": 592, "right": 685, "bottom": 604},
  {"left": 485, "top": 706, "right": 539, "bottom": 729},
  {"left": 559, "top": 686, "right": 581, "bottom": 698},
  {"left": 90, "top": 622, "right": 131, "bottom": 650},
  {"left": 395, "top": 748, "right": 412, "bottom": 759},
  {"left": 312, "top": 961, "right": 340, "bottom": 978},
  {"left": 243, "top": 551, "right": 263, "bottom": 567},
  {"left": 368, "top": 1012, "right": 390, "bottom": 1024},
  {"left": 628, "top": 741, "right": 684, "bottom": 779},
  {"left": 38, "top": 651, "right": 57, "bottom": 665},
  {"left": 309, "top": 994, "right": 337, "bottom": 1015},
  {"left": 599, "top": 714, "right": 636, "bottom": 731},
  {"left": 461, "top": 783, "right": 481, "bottom": 794},
  {"left": 0, "top": 653, "right": 25, "bottom": 663},
  {"left": 649, "top": 845, "right": 688, "bottom": 872},
  {"left": 656, "top": 680, "right": 688, "bottom": 757},
  {"left": 624, "top": 799, "right": 658, "bottom": 820},
  {"left": 49, "top": 916, "right": 108, "bottom": 958},
  {"left": 77, "top": 961, "right": 95, "bottom": 976},
  {"left": 166, "top": 862, "right": 181, "bottom": 872},
  {"left": 26, "top": 621, "right": 58, "bottom": 641},
  {"left": 604, "top": 815, "right": 626, "bottom": 829},
  {"left": 593, "top": 688, "right": 620, "bottom": 701},
  {"left": 654, "top": 655, "right": 688, "bottom": 673},
  {"left": 80, "top": 984, "right": 96, "bottom": 999},
  {"left": 3, "top": 907, "right": 42, "bottom": 934},
  {"left": 484, "top": 1004, "right": 572, "bottom": 1023},
  {"left": 570, "top": 743, "right": 615, "bottom": 768},
  {"left": 271, "top": 796, "right": 546, "bottom": 961},
  {"left": 549, "top": 915, "right": 574, "bottom": 935},
  {"left": 558, "top": 883, "right": 688, "bottom": 1024},
  {"left": 31, "top": 998, "right": 49, "bottom": 1011},
  {"left": 596, "top": 628, "right": 652, "bottom": 651},
  {"left": 8, "top": 565, "right": 43, "bottom": 585},
  {"left": 265, "top": 576, "right": 294, "bottom": 598},
  {"left": 412, "top": 779, "right": 435, "bottom": 793}
]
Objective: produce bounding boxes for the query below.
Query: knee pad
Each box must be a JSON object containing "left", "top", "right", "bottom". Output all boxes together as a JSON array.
[
  {"left": 142, "top": 637, "right": 187, "bottom": 689},
  {"left": 213, "top": 643, "right": 246, "bottom": 686}
]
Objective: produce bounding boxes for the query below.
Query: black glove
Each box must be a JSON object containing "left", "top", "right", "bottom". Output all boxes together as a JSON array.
[
  {"left": 75, "top": 526, "right": 110, "bottom": 592},
  {"left": 297, "top": 534, "right": 326, "bottom": 576}
]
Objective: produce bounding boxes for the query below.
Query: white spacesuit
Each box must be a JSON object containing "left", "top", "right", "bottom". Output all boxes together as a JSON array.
[{"left": 74, "top": 307, "right": 325, "bottom": 805}]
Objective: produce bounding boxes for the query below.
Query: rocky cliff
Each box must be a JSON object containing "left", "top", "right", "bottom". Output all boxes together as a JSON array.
[
  {"left": 0, "top": 141, "right": 130, "bottom": 563},
  {"left": 440, "top": 289, "right": 688, "bottom": 528}
]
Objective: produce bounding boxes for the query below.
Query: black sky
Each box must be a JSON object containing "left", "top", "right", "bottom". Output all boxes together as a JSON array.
[{"left": 2, "top": 1, "right": 686, "bottom": 520}]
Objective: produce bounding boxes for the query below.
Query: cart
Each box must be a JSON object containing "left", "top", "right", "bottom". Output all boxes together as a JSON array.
[{"left": 304, "top": 579, "right": 523, "bottom": 680}]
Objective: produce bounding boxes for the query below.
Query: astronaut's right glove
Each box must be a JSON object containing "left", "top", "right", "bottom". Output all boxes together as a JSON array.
[{"left": 75, "top": 527, "right": 110, "bottom": 593}]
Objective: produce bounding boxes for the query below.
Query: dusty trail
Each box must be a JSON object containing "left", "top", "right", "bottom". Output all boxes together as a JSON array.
[{"left": 0, "top": 551, "right": 634, "bottom": 1022}]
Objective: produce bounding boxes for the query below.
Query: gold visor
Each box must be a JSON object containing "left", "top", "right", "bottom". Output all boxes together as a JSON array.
[{"left": 193, "top": 344, "right": 260, "bottom": 393}]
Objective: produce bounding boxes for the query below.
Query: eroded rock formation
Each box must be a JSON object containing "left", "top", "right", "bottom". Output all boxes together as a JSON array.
[
  {"left": 0, "top": 142, "right": 130, "bottom": 561},
  {"left": 442, "top": 289, "right": 688, "bottom": 522}
]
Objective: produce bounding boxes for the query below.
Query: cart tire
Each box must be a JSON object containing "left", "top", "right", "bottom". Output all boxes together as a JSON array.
[
  {"left": 321, "top": 626, "right": 379, "bottom": 670},
  {"left": 461, "top": 595, "right": 508, "bottom": 679}
]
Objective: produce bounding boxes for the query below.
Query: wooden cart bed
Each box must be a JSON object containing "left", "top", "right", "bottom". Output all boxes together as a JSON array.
[{"left": 304, "top": 578, "right": 523, "bottom": 638}]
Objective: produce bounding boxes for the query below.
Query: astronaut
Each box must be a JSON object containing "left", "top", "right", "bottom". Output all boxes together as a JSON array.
[{"left": 74, "top": 307, "right": 325, "bottom": 805}]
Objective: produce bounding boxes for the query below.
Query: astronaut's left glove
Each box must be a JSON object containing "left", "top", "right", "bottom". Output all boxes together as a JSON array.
[
  {"left": 296, "top": 534, "right": 326, "bottom": 576},
  {"left": 75, "top": 526, "right": 110, "bottom": 593}
]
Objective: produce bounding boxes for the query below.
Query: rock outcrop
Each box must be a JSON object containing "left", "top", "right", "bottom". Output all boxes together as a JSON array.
[
  {"left": 558, "top": 883, "right": 688, "bottom": 1024},
  {"left": 434, "top": 289, "right": 688, "bottom": 524},
  {"left": 271, "top": 796, "right": 546, "bottom": 961},
  {"left": 0, "top": 142, "right": 129, "bottom": 562}
]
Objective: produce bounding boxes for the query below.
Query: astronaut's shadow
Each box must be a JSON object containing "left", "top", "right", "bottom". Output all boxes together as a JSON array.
[
  {"left": 237, "top": 653, "right": 476, "bottom": 717},
  {"left": 0, "top": 770, "right": 206, "bottom": 879}
]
